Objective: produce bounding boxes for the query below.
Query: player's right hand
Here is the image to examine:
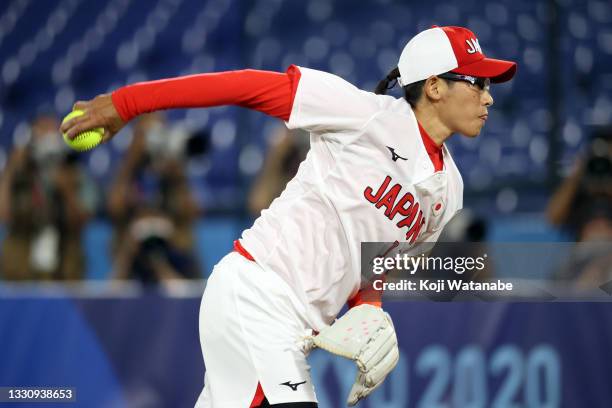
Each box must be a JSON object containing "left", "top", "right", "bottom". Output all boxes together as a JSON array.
[{"left": 60, "top": 94, "right": 126, "bottom": 143}]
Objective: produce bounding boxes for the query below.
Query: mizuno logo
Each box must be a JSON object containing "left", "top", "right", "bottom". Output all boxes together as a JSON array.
[
  {"left": 387, "top": 146, "right": 408, "bottom": 162},
  {"left": 280, "top": 380, "right": 307, "bottom": 391}
]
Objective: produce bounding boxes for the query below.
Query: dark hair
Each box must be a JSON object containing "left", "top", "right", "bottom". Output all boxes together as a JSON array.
[{"left": 374, "top": 67, "right": 427, "bottom": 108}]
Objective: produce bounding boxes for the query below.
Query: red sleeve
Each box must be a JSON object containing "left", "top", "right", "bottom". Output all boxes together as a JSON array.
[{"left": 111, "top": 65, "right": 302, "bottom": 123}]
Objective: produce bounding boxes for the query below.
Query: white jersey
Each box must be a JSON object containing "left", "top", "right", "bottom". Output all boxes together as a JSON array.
[{"left": 240, "top": 67, "right": 464, "bottom": 330}]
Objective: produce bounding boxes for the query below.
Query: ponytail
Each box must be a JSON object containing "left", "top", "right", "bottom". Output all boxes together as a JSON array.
[
  {"left": 374, "top": 67, "right": 401, "bottom": 95},
  {"left": 375, "top": 66, "right": 425, "bottom": 108}
]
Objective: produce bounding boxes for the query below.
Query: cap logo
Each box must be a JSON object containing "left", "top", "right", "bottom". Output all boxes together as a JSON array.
[{"left": 465, "top": 38, "right": 482, "bottom": 55}]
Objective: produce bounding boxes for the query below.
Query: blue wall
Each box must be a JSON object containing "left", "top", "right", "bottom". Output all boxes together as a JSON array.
[{"left": 1, "top": 295, "right": 611, "bottom": 408}]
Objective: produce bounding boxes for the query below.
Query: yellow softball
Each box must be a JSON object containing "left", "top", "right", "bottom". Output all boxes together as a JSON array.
[{"left": 61, "top": 110, "right": 104, "bottom": 151}]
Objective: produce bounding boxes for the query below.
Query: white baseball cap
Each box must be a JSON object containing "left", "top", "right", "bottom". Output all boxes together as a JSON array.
[{"left": 397, "top": 26, "right": 517, "bottom": 86}]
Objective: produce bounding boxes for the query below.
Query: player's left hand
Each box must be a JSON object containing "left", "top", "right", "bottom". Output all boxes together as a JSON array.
[
  {"left": 305, "top": 304, "right": 399, "bottom": 406},
  {"left": 60, "top": 94, "right": 126, "bottom": 143}
]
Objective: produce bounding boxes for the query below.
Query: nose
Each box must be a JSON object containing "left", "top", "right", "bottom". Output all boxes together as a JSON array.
[{"left": 483, "top": 88, "right": 494, "bottom": 107}]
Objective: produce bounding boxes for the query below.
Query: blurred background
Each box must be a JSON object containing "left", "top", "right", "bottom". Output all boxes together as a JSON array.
[{"left": 0, "top": 0, "right": 611, "bottom": 407}]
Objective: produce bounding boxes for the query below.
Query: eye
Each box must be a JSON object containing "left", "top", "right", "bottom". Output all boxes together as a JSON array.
[
  {"left": 470, "top": 78, "right": 491, "bottom": 91},
  {"left": 474, "top": 78, "right": 490, "bottom": 92}
]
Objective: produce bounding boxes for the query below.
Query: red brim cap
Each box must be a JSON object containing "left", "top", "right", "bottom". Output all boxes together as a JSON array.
[{"left": 452, "top": 57, "right": 517, "bottom": 83}]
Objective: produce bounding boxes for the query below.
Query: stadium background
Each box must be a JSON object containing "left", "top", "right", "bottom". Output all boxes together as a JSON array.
[{"left": 0, "top": 0, "right": 611, "bottom": 407}]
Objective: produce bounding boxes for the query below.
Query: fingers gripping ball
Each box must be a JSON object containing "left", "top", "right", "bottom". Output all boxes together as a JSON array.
[{"left": 61, "top": 110, "right": 104, "bottom": 151}]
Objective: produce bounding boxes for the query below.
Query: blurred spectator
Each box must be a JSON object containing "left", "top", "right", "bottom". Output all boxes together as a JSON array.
[
  {"left": 108, "top": 113, "right": 201, "bottom": 284},
  {"left": 547, "top": 127, "right": 612, "bottom": 241},
  {"left": 0, "top": 112, "right": 97, "bottom": 281},
  {"left": 248, "top": 126, "right": 309, "bottom": 216},
  {"left": 548, "top": 127, "right": 612, "bottom": 284}
]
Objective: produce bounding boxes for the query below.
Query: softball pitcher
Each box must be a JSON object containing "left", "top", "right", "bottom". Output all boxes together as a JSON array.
[{"left": 61, "top": 25, "right": 516, "bottom": 407}]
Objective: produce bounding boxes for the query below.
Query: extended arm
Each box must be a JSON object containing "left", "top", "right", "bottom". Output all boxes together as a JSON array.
[{"left": 60, "top": 67, "right": 302, "bottom": 141}]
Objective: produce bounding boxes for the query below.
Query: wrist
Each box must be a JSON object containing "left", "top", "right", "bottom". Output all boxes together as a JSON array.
[{"left": 111, "top": 88, "right": 134, "bottom": 123}]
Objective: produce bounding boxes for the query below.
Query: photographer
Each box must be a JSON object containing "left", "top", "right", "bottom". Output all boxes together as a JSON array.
[
  {"left": 547, "top": 127, "right": 612, "bottom": 283},
  {"left": 108, "top": 113, "right": 201, "bottom": 284},
  {"left": 0, "top": 112, "right": 97, "bottom": 281}
]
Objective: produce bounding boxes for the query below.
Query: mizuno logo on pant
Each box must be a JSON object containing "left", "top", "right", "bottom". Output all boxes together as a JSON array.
[{"left": 280, "top": 381, "right": 307, "bottom": 391}]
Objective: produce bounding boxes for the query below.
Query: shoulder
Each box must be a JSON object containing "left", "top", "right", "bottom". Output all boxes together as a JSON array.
[{"left": 295, "top": 66, "right": 395, "bottom": 109}]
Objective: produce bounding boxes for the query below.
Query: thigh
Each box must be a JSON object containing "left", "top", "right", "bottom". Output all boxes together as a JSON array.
[
  {"left": 198, "top": 256, "right": 260, "bottom": 407},
  {"left": 231, "top": 260, "right": 317, "bottom": 405},
  {"left": 199, "top": 253, "right": 317, "bottom": 406}
]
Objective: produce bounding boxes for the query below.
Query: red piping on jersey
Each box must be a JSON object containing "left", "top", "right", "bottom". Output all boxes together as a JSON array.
[
  {"left": 417, "top": 122, "right": 444, "bottom": 172},
  {"left": 111, "top": 65, "right": 302, "bottom": 123},
  {"left": 234, "top": 240, "right": 255, "bottom": 262}
]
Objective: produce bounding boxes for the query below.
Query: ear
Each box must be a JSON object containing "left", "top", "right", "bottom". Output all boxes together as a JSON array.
[{"left": 423, "top": 76, "right": 444, "bottom": 101}]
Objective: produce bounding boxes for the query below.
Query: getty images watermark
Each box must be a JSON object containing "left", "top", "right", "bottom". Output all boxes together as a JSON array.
[
  {"left": 360, "top": 242, "right": 516, "bottom": 301},
  {"left": 360, "top": 241, "right": 612, "bottom": 301},
  {"left": 370, "top": 251, "right": 513, "bottom": 293}
]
